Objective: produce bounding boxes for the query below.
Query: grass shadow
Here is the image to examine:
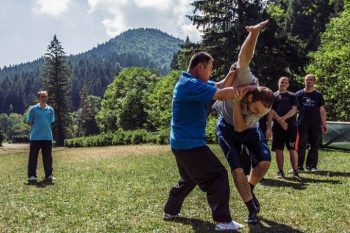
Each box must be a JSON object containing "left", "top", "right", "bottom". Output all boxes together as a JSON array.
[
  {"left": 284, "top": 176, "right": 342, "bottom": 185},
  {"left": 307, "top": 170, "right": 350, "bottom": 178},
  {"left": 248, "top": 217, "right": 304, "bottom": 233},
  {"left": 173, "top": 217, "right": 225, "bottom": 233},
  {"left": 260, "top": 178, "right": 307, "bottom": 190},
  {"left": 25, "top": 180, "right": 55, "bottom": 188}
]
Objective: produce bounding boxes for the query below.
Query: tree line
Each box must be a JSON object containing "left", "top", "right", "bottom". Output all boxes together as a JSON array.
[{"left": 1, "top": 0, "right": 349, "bottom": 147}]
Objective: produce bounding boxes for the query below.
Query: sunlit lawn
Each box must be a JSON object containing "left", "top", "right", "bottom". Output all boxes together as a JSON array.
[{"left": 0, "top": 144, "right": 349, "bottom": 233}]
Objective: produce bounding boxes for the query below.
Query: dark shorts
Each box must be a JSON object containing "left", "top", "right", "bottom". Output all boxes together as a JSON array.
[
  {"left": 216, "top": 117, "right": 271, "bottom": 174},
  {"left": 271, "top": 124, "right": 297, "bottom": 151}
]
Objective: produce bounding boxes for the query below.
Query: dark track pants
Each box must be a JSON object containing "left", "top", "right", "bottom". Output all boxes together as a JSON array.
[
  {"left": 164, "top": 146, "right": 232, "bottom": 222},
  {"left": 28, "top": 140, "right": 53, "bottom": 178},
  {"left": 297, "top": 125, "right": 321, "bottom": 169}
]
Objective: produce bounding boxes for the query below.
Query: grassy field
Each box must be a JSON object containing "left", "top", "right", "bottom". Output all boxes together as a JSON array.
[{"left": 0, "top": 144, "right": 349, "bottom": 233}]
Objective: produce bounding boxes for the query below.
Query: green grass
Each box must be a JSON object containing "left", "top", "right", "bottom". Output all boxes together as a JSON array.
[{"left": 0, "top": 145, "right": 349, "bottom": 233}]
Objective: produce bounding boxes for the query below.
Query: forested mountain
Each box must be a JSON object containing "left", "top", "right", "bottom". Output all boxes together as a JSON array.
[{"left": 0, "top": 28, "right": 183, "bottom": 114}]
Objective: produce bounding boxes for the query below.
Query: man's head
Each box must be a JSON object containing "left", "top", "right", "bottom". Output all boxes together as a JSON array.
[
  {"left": 37, "top": 90, "right": 48, "bottom": 104},
  {"left": 304, "top": 74, "right": 316, "bottom": 89},
  {"left": 246, "top": 86, "right": 274, "bottom": 116},
  {"left": 187, "top": 52, "right": 214, "bottom": 82},
  {"left": 278, "top": 76, "right": 289, "bottom": 92}
]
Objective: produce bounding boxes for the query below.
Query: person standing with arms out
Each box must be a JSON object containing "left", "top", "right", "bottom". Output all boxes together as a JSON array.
[
  {"left": 296, "top": 74, "right": 328, "bottom": 172},
  {"left": 163, "top": 52, "right": 255, "bottom": 231},
  {"left": 26, "top": 90, "right": 55, "bottom": 183},
  {"left": 213, "top": 20, "right": 274, "bottom": 224},
  {"left": 266, "top": 77, "right": 300, "bottom": 179}
]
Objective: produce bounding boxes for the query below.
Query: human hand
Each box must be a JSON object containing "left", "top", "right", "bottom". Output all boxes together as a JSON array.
[
  {"left": 322, "top": 124, "right": 328, "bottom": 134},
  {"left": 265, "top": 128, "right": 272, "bottom": 140}
]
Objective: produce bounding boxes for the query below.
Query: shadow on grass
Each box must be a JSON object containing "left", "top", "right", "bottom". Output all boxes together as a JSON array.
[
  {"left": 306, "top": 170, "right": 350, "bottom": 178},
  {"left": 260, "top": 179, "right": 307, "bottom": 190},
  {"left": 25, "top": 180, "right": 55, "bottom": 188},
  {"left": 249, "top": 217, "right": 304, "bottom": 233},
  {"left": 261, "top": 177, "right": 341, "bottom": 190},
  {"left": 173, "top": 217, "right": 218, "bottom": 233}
]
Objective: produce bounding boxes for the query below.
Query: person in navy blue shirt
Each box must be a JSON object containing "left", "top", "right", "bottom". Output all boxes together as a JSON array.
[
  {"left": 163, "top": 52, "right": 255, "bottom": 231},
  {"left": 296, "top": 74, "right": 328, "bottom": 172},
  {"left": 26, "top": 90, "right": 55, "bottom": 183}
]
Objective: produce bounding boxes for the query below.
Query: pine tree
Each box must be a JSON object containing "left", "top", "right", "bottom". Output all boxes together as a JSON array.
[{"left": 42, "top": 35, "right": 72, "bottom": 146}]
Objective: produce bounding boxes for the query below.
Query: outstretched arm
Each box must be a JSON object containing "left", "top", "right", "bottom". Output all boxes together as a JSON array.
[
  {"left": 237, "top": 20, "right": 269, "bottom": 69},
  {"left": 215, "top": 70, "right": 237, "bottom": 89}
]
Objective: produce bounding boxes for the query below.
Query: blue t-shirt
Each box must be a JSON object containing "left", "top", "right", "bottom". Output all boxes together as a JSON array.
[
  {"left": 170, "top": 72, "right": 217, "bottom": 150},
  {"left": 26, "top": 104, "right": 55, "bottom": 141}
]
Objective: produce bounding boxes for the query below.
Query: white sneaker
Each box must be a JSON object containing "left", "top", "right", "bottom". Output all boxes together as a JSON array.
[
  {"left": 46, "top": 175, "right": 56, "bottom": 180},
  {"left": 28, "top": 176, "right": 37, "bottom": 182},
  {"left": 215, "top": 220, "right": 244, "bottom": 231},
  {"left": 163, "top": 212, "right": 180, "bottom": 220}
]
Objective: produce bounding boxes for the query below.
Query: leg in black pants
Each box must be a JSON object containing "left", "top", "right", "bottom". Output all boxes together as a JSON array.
[
  {"left": 297, "top": 126, "right": 309, "bottom": 169},
  {"left": 164, "top": 146, "right": 232, "bottom": 222},
  {"left": 28, "top": 141, "right": 41, "bottom": 178},
  {"left": 306, "top": 125, "right": 321, "bottom": 169},
  {"left": 41, "top": 140, "right": 53, "bottom": 178}
]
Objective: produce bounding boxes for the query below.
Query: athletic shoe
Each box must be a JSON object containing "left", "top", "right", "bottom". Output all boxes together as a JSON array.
[
  {"left": 311, "top": 168, "right": 318, "bottom": 172},
  {"left": 293, "top": 171, "right": 301, "bottom": 180},
  {"left": 277, "top": 170, "right": 285, "bottom": 178},
  {"left": 306, "top": 166, "right": 312, "bottom": 172},
  {"left": 163, "top": 213, "right": 180, "bottom": 220},
  {"left": 298, "top": 167, "right": 304, "bottom": 171},
  {"left": 215, "top": 220, "right": 244, "bottom": 231},
  {"left": 46, "top": 175, "right": 56, "bottom": 180},
  {"left": 246, "top": 211, "right": 259, "bottom": 224},
  {"left": 28, "top": 176, "right": 37, "bottom": 182},
  {"left": 252, "top": 193, "right": 260, "bottom": 213}
]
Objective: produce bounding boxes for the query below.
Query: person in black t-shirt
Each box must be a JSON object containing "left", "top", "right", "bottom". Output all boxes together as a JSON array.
[
  {"left": 296, "top": 74, "right": 328, "bottom": 172},
  {"left": 266, "top": 77, "right": 300, "bottom": 179}
]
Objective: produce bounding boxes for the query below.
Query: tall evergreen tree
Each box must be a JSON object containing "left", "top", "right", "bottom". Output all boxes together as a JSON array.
[{"left": 42, "top": 35, "right": 72, "bottom": 146}]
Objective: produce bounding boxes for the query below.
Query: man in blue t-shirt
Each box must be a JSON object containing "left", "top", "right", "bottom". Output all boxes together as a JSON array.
[
  {"left": 164, "top": 52, "right": 255, "bottom": 231},
  {"left": 296, "top": 74, "right": 327, "bottom": 172},
  {"left": 26, "top": 90, "right": 55, "bottom": 183}
]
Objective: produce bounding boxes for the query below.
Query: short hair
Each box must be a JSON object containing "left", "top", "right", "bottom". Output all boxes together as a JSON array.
[
  {"left": 37, "top": 90, "right": 48, "bottom": 98},
  {"left": 278, "top": 76, "right": 289, "bottom": 84},
  {"left": 188, "top": 52, "right": 214, "bottom": 70},
  {"left": 250, "top": 86, "right": 274, "bottom": 108},
  {"left": 305, "top": 74, "right": 316, "bottom": 81}
]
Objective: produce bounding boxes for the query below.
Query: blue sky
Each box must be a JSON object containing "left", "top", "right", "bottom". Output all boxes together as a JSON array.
[{"left": 0, "top": 0, "right": 201, "bottom": 68}]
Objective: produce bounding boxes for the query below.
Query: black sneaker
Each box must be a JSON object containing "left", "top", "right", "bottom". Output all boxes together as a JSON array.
[
  {"left": 293, "top": 171, "right": 301, "bottom": 180},
  {"left": 252, "top": 193, "right": 260, "bottom": 213},
  {"left": 298, "top": 166, "right": 304, "bottom": 171},
  {"left": 277, "top": 170, "right": 285, "bottom": 178},
  {"left": 246, "top": 211, "right": 259, "bottom": 224},
  {"left": 306, "top": 166, "right": 312, "bottom": 172}
]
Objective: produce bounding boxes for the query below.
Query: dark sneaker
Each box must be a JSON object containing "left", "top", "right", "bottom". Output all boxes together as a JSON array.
[
  {"left": 163, "top": 213, "right": 180, "bottom": 220},
  {"left": 252, "top": 193, "right": 260, "bottom": 213},
  {"left": 293, "top": 171, "right": 302, "bottom": 180},
  {"left": 277, "top": 170, "right": 285, "bottom": 178},
  {"left": 298, "top": 167, "right": 304, "bottom": 171},
  {"left": 306, "top": 166, "right": 312, "bottom": 172},
  {"left": 246, "top": 211, "right": 259, "bottom": 224}
]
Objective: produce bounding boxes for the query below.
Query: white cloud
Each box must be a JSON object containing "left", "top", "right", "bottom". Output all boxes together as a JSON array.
[
  {"left": 34, "top": 0, "right": 72, "bottom": 16},
  {"left": 87, "top": 0, "right": 201, "bottom": 41}
]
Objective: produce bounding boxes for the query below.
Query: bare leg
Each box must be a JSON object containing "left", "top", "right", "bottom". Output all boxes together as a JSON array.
[
  {"left": 275, "top": 150, "right": 284, "bottom": 171},
  {"left": 231, "top": 168, "right": 252, "bottom": 202},
  {"left": 248, "top": 161, "right": 270, "bottom": 185},
  {"left": 237, "top": 20, "right": 269, "bottom": 69},
  {"left": 289, "top": 149, "right": 298, "bottom": 171}
]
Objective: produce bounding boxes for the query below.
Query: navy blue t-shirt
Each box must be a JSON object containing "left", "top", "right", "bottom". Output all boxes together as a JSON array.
[
  {"left": 296, "top": 90, "right": 325, "bottom": 127},
  {"left": 272, "top": 91, "right": 298, "bottom": 126},
  {"left": 170, "top": 72, "right": 217, "bottom": 150}
]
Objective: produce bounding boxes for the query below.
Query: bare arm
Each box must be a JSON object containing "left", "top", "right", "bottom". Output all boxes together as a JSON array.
[
  {"left": 320, "top": 106, "right": 328, "bottom": 133},
  {"left": 237, "top": 20, "right": 269, "bottom": 69},
  {"left": 233, "top": 100, "right": 247, "bottom": 132},
  {"left": 215, "top": 70, "right": 237, "bottom": 89},
  {"left": 280, "top": 106, "right": 298, "bottom": 122},
  {"left": 265, "top": 111, "right": 273, "bottom": 139},
  {"left": 213, "top": 85, "right": 255, "bottom": 101}
]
